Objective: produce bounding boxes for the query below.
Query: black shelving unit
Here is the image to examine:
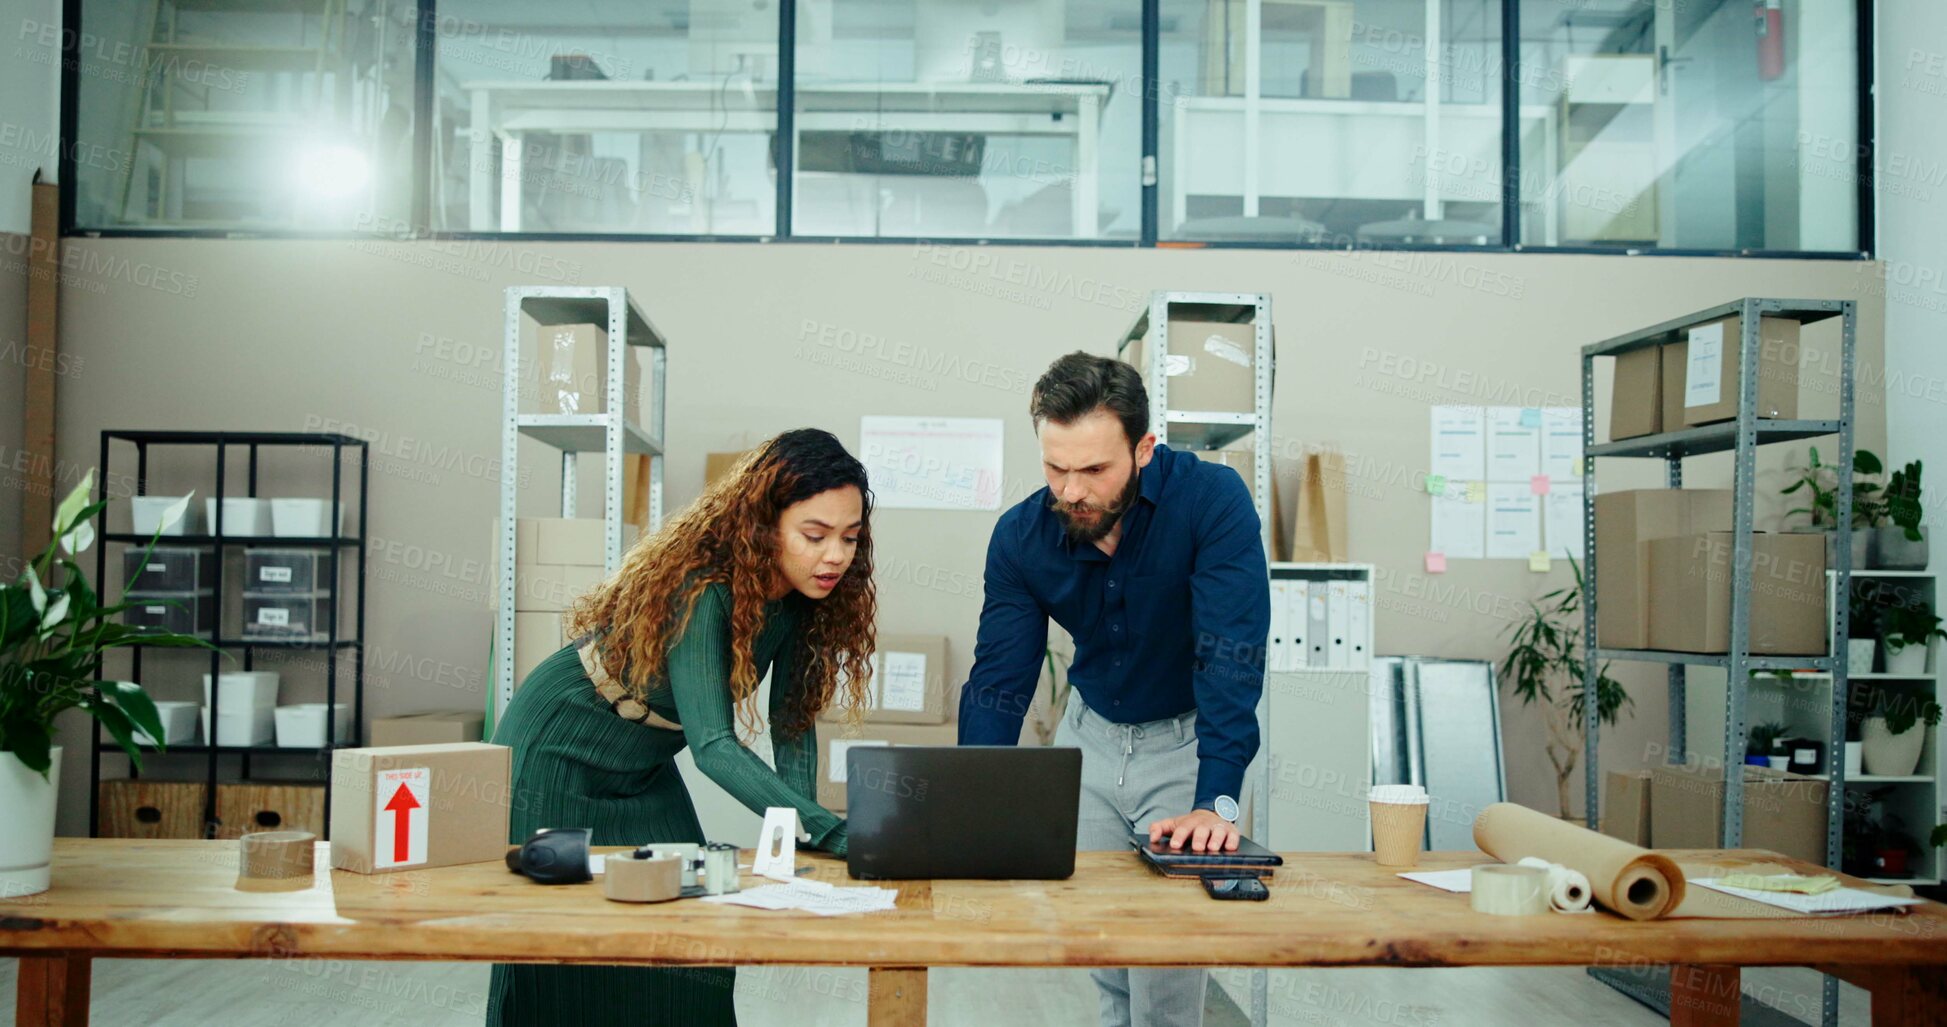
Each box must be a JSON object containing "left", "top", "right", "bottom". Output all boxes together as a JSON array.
[{"left": 88, "top": 430, "right": 370, "bottom": 839}]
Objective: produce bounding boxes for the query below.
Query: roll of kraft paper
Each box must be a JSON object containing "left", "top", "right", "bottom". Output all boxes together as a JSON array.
[
  {"left": 1470, "top": 864, "right": 1550, "bottom": 916},
  {"left": 1517, "top": 856, "right": 1594, "bottom": 913},
  {"left": 1473, "top": 802, "right": 1683, "bottom": 921}
]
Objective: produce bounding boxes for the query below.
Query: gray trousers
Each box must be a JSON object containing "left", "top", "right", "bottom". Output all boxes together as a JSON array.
[{"left": 1055, "top": 696, "right": 1208, "bottom": 1027}]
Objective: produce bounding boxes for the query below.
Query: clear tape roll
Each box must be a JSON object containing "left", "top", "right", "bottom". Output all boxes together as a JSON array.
[
  {"left": 1517, "top": 856, "right": 1594, "bottom": 913},
  {"left": 1470, "top": 864, "right": 1551, "bottom": 916}
]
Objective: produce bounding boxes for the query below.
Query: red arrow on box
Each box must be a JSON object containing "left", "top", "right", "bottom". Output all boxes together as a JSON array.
[{"left": 384, "top": 783, "right": 421, "bottom": 864}]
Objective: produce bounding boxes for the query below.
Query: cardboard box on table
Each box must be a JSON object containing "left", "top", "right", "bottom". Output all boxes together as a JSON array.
[
  {"left": 1646, "top": 531, "right": 1827, "bottom": 655},
  {"left": 821, "top": 634, "right": 951, "bottom": 726},
  {"left": 1593, "top": 489, "right": 1733, "bottom": 649},
  {"left": 815, "top": 722, "right": 960, "bottom": 812},
  {"left": 330, "top": 742, "right": 512, "bottom": 874},
  {"left": 1649, "top": 764, "right": 1829, "bottom": 865},
  {"left": 371, "top": 711, "right": 487, "bottom": 748}
]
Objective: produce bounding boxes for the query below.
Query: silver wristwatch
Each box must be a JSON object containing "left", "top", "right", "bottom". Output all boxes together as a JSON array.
[{"left": 1211, "top": 795, "right": 1240, "bottom": 823}]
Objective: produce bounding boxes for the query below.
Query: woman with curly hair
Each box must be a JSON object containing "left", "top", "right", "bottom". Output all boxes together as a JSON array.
[{"left": 486, "top": 428, "right": 877, "bottom": 1026}]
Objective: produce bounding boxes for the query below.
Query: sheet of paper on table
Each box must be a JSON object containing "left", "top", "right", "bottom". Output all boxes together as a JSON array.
[
  {"left": 699, "top": 877, "right": 900, "bottom": 916},
  {"left": 1398, "top": 868, "right": 1475, "bottom": 893},
  {"left": 1691, "top": 879, "right": 1924, "bottom": 916}
]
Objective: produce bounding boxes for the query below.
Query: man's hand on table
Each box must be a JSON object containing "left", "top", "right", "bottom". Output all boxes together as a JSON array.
[{"left": 1148, "top": 809, "right": 1241, "bottom": 853}]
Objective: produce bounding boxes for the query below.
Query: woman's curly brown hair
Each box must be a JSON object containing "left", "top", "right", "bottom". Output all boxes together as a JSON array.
[{"left": 565, "top": 429, "right": 876, "bottom": 741}]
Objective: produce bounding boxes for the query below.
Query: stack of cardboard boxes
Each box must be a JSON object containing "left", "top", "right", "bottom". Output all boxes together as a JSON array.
[
  {"left": 1609, "top": 312, "right": 1801, "bottom": 441},
  {"left": 1602, "top": 763, "right": 1830, "bottom": 865},
  {"left": 503, "top": 518, "right": 641, "bottom": 684},
  {"left": 814, "top": 635, "right": 957, "bottom": 811}
]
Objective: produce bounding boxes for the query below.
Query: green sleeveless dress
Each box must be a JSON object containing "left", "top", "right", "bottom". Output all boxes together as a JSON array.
[{"left": 485, "top": 583, "right": 848, "bottom": 1026}]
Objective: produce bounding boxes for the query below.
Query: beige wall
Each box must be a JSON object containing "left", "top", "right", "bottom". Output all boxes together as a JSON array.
[
  {"left": 41, "top": 238, "right": 1885, "bottom": 835},
  {"left": 0, "top": 233, "right": 24, "bottom": 565}
]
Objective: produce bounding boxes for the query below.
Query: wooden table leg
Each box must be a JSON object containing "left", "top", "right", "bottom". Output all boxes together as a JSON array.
[
  {"left": 15, "top": 953, "right": 91, "bottom": 1027},
  {"left": 1669, "top": 964, "right": 1741, "bottom": 1027},
  {"left": 868, "top": 968, "right": 927, "bottom": 1027}
]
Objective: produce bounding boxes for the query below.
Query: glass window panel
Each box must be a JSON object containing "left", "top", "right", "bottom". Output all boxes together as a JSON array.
[
  {"left": 791, "top": 0, "right": 1141, "bottom": 241},
  {"left": 431, "top": 0, "right": 778, "bottom": 235},
  {"left": 1517, "top": 0, "right": 1858, "bottom": 250},
  {"left": 72, "top": 0, "right": 418, "bottom": 231},
  {"left": 1161, "top": 0, "right": 1505, "bottom": 245}
]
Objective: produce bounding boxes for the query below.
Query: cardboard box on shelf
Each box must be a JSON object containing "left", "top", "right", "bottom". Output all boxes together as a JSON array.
[
  {"left": 530, "top": 518, "right": 642, "bottom": 566},
  {"left": 329, "top": 742, "right": 512, "bottom": 874},
  {"left": 513, "top": 611, "right": 568, "bottom": 684},
  {"left": 821, "top": 635, "right": 952, "bottom": 725},
  {"left": 1600, "top": 769, "right": 1654, "bottom": 846},
  {"left": 1151, "top": 317, "right": 1257, "bottom": 414},
  {"left": 1659, "top": 343, "right": 1687, "bottom": 436},
  {"left": 495, "top": 562, "right": 605, "bottom": 613},
  {"left": 534, "top": 323, "right": 642, "bottom": 418},
  {"left": 1646, "top": 531, "right": 1827, "bottom": 655},
  {"left": 1593, "top": 489, "right": 1733, "bottom": 649},
  {"left": 815, "top": 721, "right": 960, "bottom": 811},
  {"left": 1671, "top": 315, "right": 1801, "bottom": 428},
  {"left": 1649, "top": 764, "right": 1829, "bottom": 865},
  {"left": 1609, "top": 346, "right": 1663, "bottom": 441},
  {"left": 1193, "top": 448, "right": 1256, "bottom": 495},
  {"left": 705, "top": 451, "right": 753, "bottom": 489},
  {"left": 371, "top": 711, "right": 487, "bottom": 748}
]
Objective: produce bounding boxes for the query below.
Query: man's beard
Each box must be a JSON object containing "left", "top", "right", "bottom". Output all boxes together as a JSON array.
[{"left": 1054, "top": 466, "right": 1142, "bottom": 545}]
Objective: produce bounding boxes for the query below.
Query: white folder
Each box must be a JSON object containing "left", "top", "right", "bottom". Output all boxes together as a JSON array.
[
  {"left": 1288, "top": 580, "right": 1310, "bottom": 670},
  {"left": 1327, "top": 580, "right": 1350, "bottom": 669},
  {"left": 1268, "top": 580, "right": 1289, "bottom": 673},
  {"left": 1346, "top": 580, "right": 1371, "bottom": 670},
  {"left": 1307, "top": 585, "right": 1330, "bottom": 668}
]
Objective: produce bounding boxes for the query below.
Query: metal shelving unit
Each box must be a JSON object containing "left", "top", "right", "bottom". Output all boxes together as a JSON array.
[
  {"left": 88, "top": 430, "right": 371, "bottom": 839},
  {"left": 494, "top": 286, "right": 668, "bottom": 722},
  {"left": 1580, "top": 298, "right": 1855, "bottom": 1027},
  {"left": 1118, "top": 291, "right": 1273, "bottom": 1027}
]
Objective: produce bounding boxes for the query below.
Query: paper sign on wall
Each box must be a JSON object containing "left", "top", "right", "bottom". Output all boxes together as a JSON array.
[
  {"left": 878, "top": 652, "right": 929, "bottom": 712},
  {"left": 859, "top": 416, "right": 1005, "bottom": 511},
  {"left": 373, "top": 766, "right": 429, "bottom": 869},
  {"left": 1685, "top": 323, "right": 1724, "bottom": 408},
  {"left": 1429, "top": 406, "right": 1486, "bottom": 481}
]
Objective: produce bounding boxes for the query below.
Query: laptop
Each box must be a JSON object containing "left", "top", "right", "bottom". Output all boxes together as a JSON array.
[{"left": 845, "top": 746, "right": 1081, "bottom": 880}]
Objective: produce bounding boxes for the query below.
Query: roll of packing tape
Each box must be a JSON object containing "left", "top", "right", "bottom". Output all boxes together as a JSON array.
[
  {"left": 236, "top": 830, "right": 316, "bottom": 891},
  {"left": 605, "top": 853, "right": 683, "bottom": 903},
  {"left": 1470, "top": 864, "right": 1550, "bottom": 916},
  {"left": 1517, "top": 856, "right": 1593, "bottom": 913}
]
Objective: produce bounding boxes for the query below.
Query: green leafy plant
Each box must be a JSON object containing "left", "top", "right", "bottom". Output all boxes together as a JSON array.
[
  {"left": 1782, "top": 447, "right": 1885, "bottom": 530},
  {"left": 1884, "top": 460, "right": 1925, "bottom": 543},
  {"left": 1749, "top": 721, "right": 1790, "bottom": 756},
  {"left": 1498, "top": 554, "right": 1633, "bottom": 818},
  {"left": 0, "top": 476, "right": 215, "bottom": 779},
  {"left": 1882, "top": 598, "right": 1945, "bottom": 657},
  {"left": 1871, "top": 688, "right": 1943, "bottom": 737},
  {"left": 1931, "top": 823, "right": 1946, "bottom": 849}
]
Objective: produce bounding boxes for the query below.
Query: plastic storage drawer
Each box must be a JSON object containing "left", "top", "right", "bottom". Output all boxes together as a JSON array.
[
  {"left": 242, "top": 594, "right": 335, "bottom": 642},
  {"left": 124, "top": 546, "right": 216, "bottom": 593},
  {"left": 123, "top": 592, "right": 216, "bottom": 638},
  {"left": 244, "top": 548, "right": 328, "bottom": 593}
]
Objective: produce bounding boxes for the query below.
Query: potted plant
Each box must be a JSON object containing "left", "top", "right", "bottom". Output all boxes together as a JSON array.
[
  {"left": 1881, "top": 597, "right": 1944, "bottom": 676},
  {"left": 1861, "top": 687, "right": 1941, "bottom": 777},
  {"left": 1783, "top": 446, "right": 1883, "bottom": 568},
  {"left": 1847, "top": 582, "right": 1882, "bottom": 674},
  {"left": 1876, "top": 460, "right": 1930, "bottom": 570},
  {"left": 1748, "top": 721, "right": 1791, "bottom": 771},
  {"left": 1, "top": 477, "right": 211, "bottom": 897},
  {"left": 1498, "top": 556, "right": 1633, "bottom": 819},
  {"left": 1843, "top": 680, "right": 1873, "bottom": 776}
]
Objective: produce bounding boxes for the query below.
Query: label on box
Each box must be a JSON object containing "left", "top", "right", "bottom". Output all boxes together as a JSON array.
[
  {"left": 146, "top": 605, "right": 165, "bottom": 614},
  {"left": 828, "top": 740, "right": 891, "bottom": 783},
  {"left": 879, "top": 652, "right": 928, "bottom": 712},
  {"left": 1161, "top": 354, "right": 1192, "bottom": 377},
  {"left": 1685, "top": 323, "right": 1724, "bottom": 407},
  {"left": 257, "top": 607, "right": 291, "bottom": 626},
  {"left": 1202, "top": 334, "right": 1251, "bottom": 368},
  {"left": 260, "top": 566, "right": 293, "bottom": 583},
  {"left": 150, "top": 563, "right": 168, "bottom": 573},
  {"left": 374, "top": 767, "right": 430, "bottom": 869}
]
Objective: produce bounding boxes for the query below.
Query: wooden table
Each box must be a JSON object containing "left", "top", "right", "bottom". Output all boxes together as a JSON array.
[{"left": 6, "top": 841, "right": 1946, "bottom": 1026}]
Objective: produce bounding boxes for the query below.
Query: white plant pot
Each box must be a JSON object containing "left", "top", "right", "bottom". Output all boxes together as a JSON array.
[
  {"left": 1765, "top": 755, "right": 1789, "bottom": 771},
  {"left": 1844, "top": 741, "right": 1864, "bottom": 777},
  {"left": 1884, "top": 642, "right": 1930, "bottom": 677},
  {"left": 1862, "top": 716, "right": 1927, "bottom": 777},
  {"left": 1848, "top": 639, "right": 1878, "bottom": 675},
  {"left": 0, "top": 746, "right": 61, "bottom": 898}
]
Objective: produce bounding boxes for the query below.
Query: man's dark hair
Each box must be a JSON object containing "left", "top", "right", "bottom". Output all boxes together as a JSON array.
[{"left": 1029, "top": 352, "right": 1150, "bottom": 448}]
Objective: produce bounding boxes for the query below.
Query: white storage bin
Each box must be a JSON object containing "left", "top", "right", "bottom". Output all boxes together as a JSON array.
[
  {"left": 205, "top": 497, "right": 273, "bottom": 536},
  {"left": 274, "top": 703, "right": 353, "bottom": 748},
  {"left": 201, "top": 706, "right": 275, "bottom": 747},
  {"left": 202, "top": 671, "right": 280, "bottom": 711},
  {"left": 270, "top": 498, "right": 347, "bottom": 538},
  {"left": 133, "top": 701, "right": 202, "bottom": 746},
  {"left": 130, "top": 496, "right": 201, "bottom": 536}
]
